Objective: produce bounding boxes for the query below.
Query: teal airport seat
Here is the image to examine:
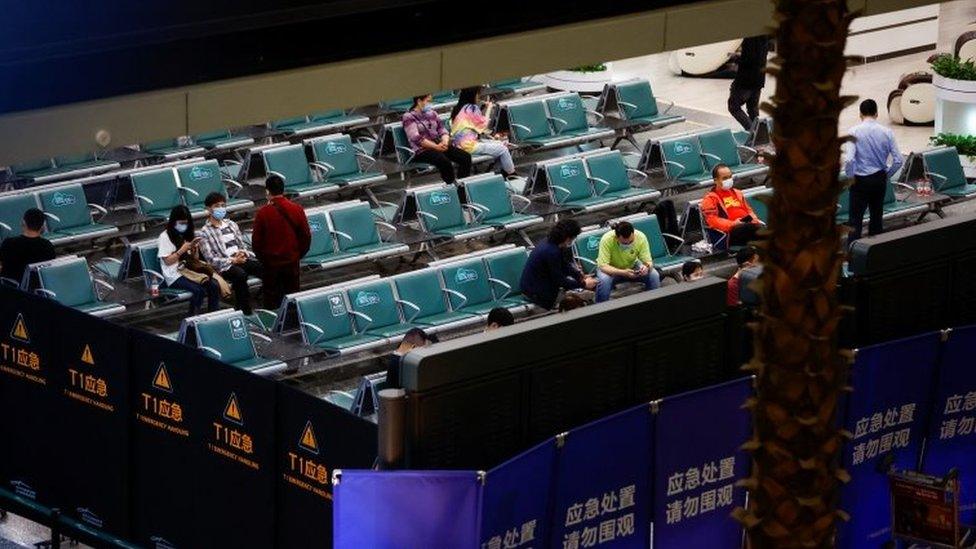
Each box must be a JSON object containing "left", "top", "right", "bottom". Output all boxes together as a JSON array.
[
  {"left": 609, "top": 213, "right": 691, "bottom": 275},
  {"left": 35, "top": 257, "right": 125, "bottom": 317},
  {"left": 263, "top": 144, "right": 338, "bottom": 197},
  {"left": 130, "top": 168, "right": 185, "bottom": 220},
  {"left": 573, "top": 226, "right": 605, "bottom": 275},
  {"left": 11, "top": 158, "right": 58, "bottom": 180},
  {"left": 175, "top": 161, "right": 253, "bottom": 216},
  {"left": 490, "top": 77, "right": 546, "bottom": 95},
  {"left": 300, "top": 209, "right": 359, "bottom": 269},
  {"left": 545, "top": 94, "right": 611, "bottom": 141},
  {"left": 392, "top": 269, "right": 477, "bottom": 328},
  {"left": 141, "top": 138, "right": 205, "bottom": 160},
  {"left": 294, "top": 291, "right": 385, "bottom": 353},
  {"left": 192, "top": 130, "right": 254, "bottom": 150},
  {"left": 308, "top": 134, "right": 387, "bottom": 187},
  {"left": 438, "top": 256, "right": 520, "bottom": 316},
  {"left": 743, "top": 187, "right": 772, "bottom": 224},
  {"left": 462, "top": 174, "right": 542, "bottom": 230},
  {"left": 346, "top": 280, "right": 416, "bottom": 339},
  {"left": 0, "top": 194, "right": 40, "bottom": 243},
  {"left": 328, "top": 202, "right": 408, "bottom": 258},
  {"left": 697, "top": 128, "right": 768, "bottom": 179},
  {"left": 483, "top": 247, "right": 532, "bottom": 306},
  {"left": 504, "top": 93, "right": 613, "bottom": 149},
  {"left": 414, "top": 185, "right": 495, "bottom": 241},
  {"left": 37, "top": 184, "right": 118, "bottom": 245},
  {"left": 923, "top": 147, "right": 976, "bottom": 198},
  {"left": 53, "top": 152, "right": 120, "bottom": 178},
  {"left": 194, "top": 311, "right": 286, "bottom": 374},
  {"left": 584, "top": 149, "right": 660, "bottom": 204},
  {"left": 545, "top": 158, "right": 616, "bottom": 211},
  {"left": 658, "top": 136, "right": 713, "bottom": 187},
  {"left": 607, "top": 79, "right": 684, "bottom": 128}
]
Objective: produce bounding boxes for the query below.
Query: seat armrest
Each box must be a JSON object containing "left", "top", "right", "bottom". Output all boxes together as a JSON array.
[
  {"left": 178, "top": 186, "right": 200, "bottom": 197},
  {"left": 626, "top": 168, "right": 648, "bottom": 182},
  {"left": 135, "top": 194, "right": 156, "bottom": 205},
  {"left": 586, "top": 109, "right": 605, "bottom": 122},
  {"left": 331, "top": 229, "right": 354, "bottom": 242},
  {"left": 395, "top": 299, "right": 422, "bottom": 323},
  {"left": 249, "top": 309, "right": 279, "bottom": 331},
  {"left": 0, "top": 277, "right": 19, "bottom": 288},
  {"left": 701, "top": 152, "right": 723, "bottom": 163},
  {"left": 736, "top": 144, "right": 758, "bottom": 162},
  {"left": 461, "top": 203, "right": 486, "bottom": 223},
  {"left": 35, "top": 288, "right": 57, "bottom": 299},
  {"left": 416, "top": 210, "right": 439, "bottom": 221},
  {"left": 588, "top": 176, "right": 612, "bottom": 194},
  {"left": 488, "top": 277, "right": 512, "bottom": 299},
  {"left": 249, "top": 331, "right": 272, "bottom": 342},
  {"left": 662, "top": 233, "right": 685, "bottom": 246},
  {"left": 199, "top": 346, "right": 223, "bottom": 359},
  {"left": 441, "top": 288, "right": 468, "bottom": 309},
  {"left": 43, "top": 212, "right": 62, "bottom": 223},
  {"left": 374, "top": 221, "right": 398, "bottom": 242},
  {"left": 299, "top": 321, "right": 325, "bottom": 344},
  {"left": 222, "top": 177, "right": 244, "bottom": 191},
  {"left": 510, "top": 194, "right": 532, "bottom": 213},
  {"left": 547, "top": 116, "right": 568, "bottom": 129},
  {"left": 347, "top": 310, "right": 374, "bottom": 332},
  {"left": 662, "top": 160, "right": 685, "bottom": 180}
]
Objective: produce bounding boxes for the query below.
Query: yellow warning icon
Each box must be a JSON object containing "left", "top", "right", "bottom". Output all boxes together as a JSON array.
[
  {"left": 152, "top": 363, "right": 173, "bottom": 392},
  {"left": 81, "top": 344, "right": 95, "bottom": 365},
  {"left": 223, "top": 393, "right": 243, "bottom": 424},
  {"left": 10, "top": 313, "right": 29, "bottom": 342},
  {"left": 299, "top": 420, "right": 319, "bottom": 454}
]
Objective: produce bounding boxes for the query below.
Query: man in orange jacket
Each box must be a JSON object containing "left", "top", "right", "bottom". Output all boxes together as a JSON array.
[{"left": 701, "top": 164, "right": 762, "bottom": 249}]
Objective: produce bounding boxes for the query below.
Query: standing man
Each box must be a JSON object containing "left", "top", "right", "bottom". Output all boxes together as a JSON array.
[
  {"left": 198, "top": 192, "right": 264, "bottom": 315},
  {"left": 251, "top": 175, "right": 311, "bottom": 310},
  {"left": 844, "top": 99, "right": 904, "bottom": 243},
  {"left": 595, "top": 221, "right": 660, "bottom": 303},
  {"left": 728, "top": 35, "right": 770, "bottom": 131},
  {"left": 0, "top": 208, "right": 55, "bottom": 284}
]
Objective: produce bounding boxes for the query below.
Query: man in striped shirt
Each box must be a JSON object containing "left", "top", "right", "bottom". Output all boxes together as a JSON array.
[{"left": 198, "top": 192, "right": 264, "bottom": 315}]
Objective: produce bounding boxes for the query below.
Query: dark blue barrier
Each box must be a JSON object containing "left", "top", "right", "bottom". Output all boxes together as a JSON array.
[
  {"left": 276, "top": 384, "right": 377, "bottom": 549},
  {"left": 837, "top": 331, "right": 942, "bottom": 548},
  {"left": 921, "top": 325, "right": 976, "bottom": 524},
  {"left": 480, "top": 440, "right": 557, "bottom": 549},
  {"left": 653, "top": 377, "right": 751, "bottom": 548},
  {"left": 334, "top": 471, "right": 481, "bottom": 548},
  {"left": 549, "top": 405, "right": 653, "bottom": 548}
]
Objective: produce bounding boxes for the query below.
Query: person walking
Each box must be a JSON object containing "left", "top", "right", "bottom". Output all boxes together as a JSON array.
[
  {"left": 251, "top": 175, "right": 311, "bottom": 310},
  {"left": 728, "top": 35, "right": 770, "bottom": 131}
]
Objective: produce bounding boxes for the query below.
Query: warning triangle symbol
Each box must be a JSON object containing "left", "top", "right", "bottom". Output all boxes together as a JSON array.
[
  {"left": 10, "top": 313, "right": 29, "bottom": 342},
  {"left": 81, "top": 345, "right": 95, "bottom": 365},
  {"left": 223, "top": 393, "right": 243, "bottom": 425},
  {"left": 299, "top": 420, "right": 319, "bottom": 454},
  {"left": 152, "top": 363, "right": 173, "bottom": 393}
]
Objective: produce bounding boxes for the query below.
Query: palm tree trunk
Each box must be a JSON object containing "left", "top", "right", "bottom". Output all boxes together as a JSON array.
[{"left": 735, "top": 0, "right": 856, "bottom": 546}]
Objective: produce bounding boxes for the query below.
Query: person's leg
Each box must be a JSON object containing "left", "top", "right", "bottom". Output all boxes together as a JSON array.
[
  {"left": 728, "top": 223, "right": 760, "bottom": 247},
  {"left": 262, "top": 266, "right": 282, "bottom": 310},
  {"left": 222, "top": 265, "right": 251, "bottom": 314},
  {"left": 282, "top": 263, "right": 301, "bottom": 296},
  {"left": 446, "top": 146, "right": 473, "bottom": 179},
  {"left": 727, "top": 82, "right": 753, "bottom": 130},
  {"left": 204, "top": 278, "right": 220, "bottom": 312},
  {"left": 848, "top": 178, "right": 869, "bottom": 243},
  {"left": 641, "top": 268, "right": 662, "bottom": 291},
  {"left": 867, "top": 173, "right": 886, "bottom": 236},
  {"left": 595, "top": 270, "right": 617, "bottom": 303},
  {"left": 168, "top": 276, "right": 205, "bottom": 314},
  {"left": 746, "top": 88, "right": 761, "bottom": 124},
  {"left": 473, "top": 141, "right": 515, "bottom": 176},
  {"left": 414, "top": 149, "right": 457, "bottom": 183}
]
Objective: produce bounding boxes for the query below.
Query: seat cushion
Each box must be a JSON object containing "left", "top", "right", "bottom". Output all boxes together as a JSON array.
[
  {"left": 435, "top": 224, "right": 490, "bottom": 238},
  {"left": 632, "top": 114, "right": 684, "bottom": 126},
  {"left": 53, "top": 223, "right": 118, "bottom": 237},
  {"left": 366, "top": 323, "right": 416, "bottom": 339},
  {"left": 288, "top": 181, "right": 338, "bottom": 195},
  {"left": 318, "top": 333, "right": 384, "bottom": 351},
  {"left": 233, "top": 357, "right": 285, "bottom": 372},
  {"left": 941, "top": 183, "right": 976, "bottom": 197},
  {"left": 347, "top": 242, "right": 405, "bottom": 256},
  {"left": 414, "top": 311, "right": 477, "bottom": 327},
  {"left": 330, "top": 172, "right": 385, "bottom": 185},
  {"left": 486, "top": 213, "right": 542, "bottom": 228},
  {"left": 77, "top": 301, "right": 123, "bottom": 314},
  {"left": 301, "top": 251, "right": 359, "bottom": 267}
]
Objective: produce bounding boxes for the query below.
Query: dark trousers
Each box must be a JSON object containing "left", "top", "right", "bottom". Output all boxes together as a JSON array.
[
  {"left": 414, "top": 146, "right": 472, "bottom": 183},
  {"left": 169, "top": 275, "right": 220, "bottom": 314},
  {"left": 728, "top": 81, "right": 762, "bottom": 131},
  {"left": 848, "top": 170, "right": 887, "bottom": 244},
  {"left": 262, "top": 262, "right": 300, "bottom": 311},
  {"left": 729, "top": 222, "right": 760, "bottom": 248},
  {"left": 221, "top": 259, "right": 263, "bottom": 315}
]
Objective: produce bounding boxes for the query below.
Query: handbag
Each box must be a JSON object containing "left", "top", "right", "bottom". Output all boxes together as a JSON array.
[{"left": 179, "top": 251, "right": 234, "bottom": 299}]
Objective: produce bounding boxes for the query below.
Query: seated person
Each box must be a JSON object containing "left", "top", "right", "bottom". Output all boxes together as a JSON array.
[
  {"left": 198, "top": 192, "right": 264, "bottom": 315},
  {"left": 450, "top": 86, "right": 516, "bottom": 178},
  {"left": 595, "top": 221, "right": 660, "bottom": 303},
  {"left": 0, "top": 208, "right": 55, "bottom": 284},
  {"left": 385, "top": 328, "right": 432, "bottom": 389},
  {"left": 485, "top": 307, "right": 515, "bottom": 332},
  {"left": 702, "top": 163, "right": 762, "bottom": 249},
  {"left": 727, "top": 245, "right": 759, "bottom": 306},
  {"left": 681, "top": 260, "right": 704, "bottom": 282},
  {"left": 520, "top": 219, "right": 596, "bottom": 310},
  {"left": 403, "top": 94, "right": 472, "bottom": 184},
  {"left": 158, "top": 206, "right": 220, "bottom": 315}
]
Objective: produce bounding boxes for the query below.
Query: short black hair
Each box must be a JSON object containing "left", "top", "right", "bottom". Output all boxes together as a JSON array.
[
  {"left": 402, "top": 327, "right": 430, "bottom": 347},
  {"left": 860, "top": 99, "right": 878, "bottom": 117},
  {"left": 486, "top": 307, "right": 514, "bottom": 328},
  {"left": 204, "top": 192, "right": 226, "bottom": 208},
  {"left": 547, "top": 219, "right": 582, "bottom": 244},
  {"left": 681, "top": 259, "right": 702, "bottom": 279},
  {"left": 266, "top": 174, "right": 285, "bottom": 196},
  {"left": 614, "top": 221, "right": 634, "bottom": 238},
  {"left": 23, "top": 208, "right": 45, "bottom": 231},
  {"left": 736, "top": 245, "right": 759, "bottom": 267},
  {"left": 712, "top": 163, "right": 730, "bottom": 179}
]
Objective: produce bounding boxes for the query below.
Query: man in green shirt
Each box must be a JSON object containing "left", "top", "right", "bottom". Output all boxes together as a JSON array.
[{"left": 595, "top": 221, "right": 660, "bottom": 302}]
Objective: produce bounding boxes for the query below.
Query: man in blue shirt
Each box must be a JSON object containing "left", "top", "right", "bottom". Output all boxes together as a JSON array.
[
  {"left": 844, "top": 99, "right": 904, "bottom": 243},
  {"left": 520, "top": 219, "right": 596, "bottom": 310}
]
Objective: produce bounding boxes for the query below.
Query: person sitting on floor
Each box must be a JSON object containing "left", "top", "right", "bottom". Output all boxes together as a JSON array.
[
  {"left": 701, "top": 164, "right": 762, "bottom": 249},
  {"left": 595, "top": 221, "right": 660, "bottom": 303},
  {"left": 727, "top": 245, "right": 759, "bottom": 306}
]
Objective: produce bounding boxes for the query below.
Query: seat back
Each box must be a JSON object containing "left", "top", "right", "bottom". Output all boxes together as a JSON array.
[
  {"left": 574, "top": 227, "right": 605, "bottom": 275},
  {"left": 137, "top": 243, "right": 163, "bottom": 284},
  {"left": 746, "top": 189, "right": 772, "bottom": 224},
  {"left": 11, "top": 159, "right": 54, "bottom": 176},
  {"left": 263, "top": 144, "right": 314, "bottom": 189},
  {"left": 615, "top": 80, "right": 659, "bottom": 119},
  {"left": 195, "top": 313, "right": 258, "bottom": 364},
  {"left": 837, "top": 189, "right": 850, "bottom": 219},
  {"left": 271, "top": 116, "right": 309, "bottom": 129},
  {"left": 484, "top": 248, "right": 528, "bottom": 298},
  {"left": 924, "top": 147, "right": 968, "bottom": 192},
  {"left": 346, "top": 280, "right": 402, "bottom": 332},
  {"left": 545, "top": 159, "right": 593, "bottom": 204},
  {"left": 0, "top": 194, "right": 39, "bottom": 242},
  {"left": 305, "top": 211, "right": 338, "bottom": 258},
  {"left": 585, "top": 150, "right": 631, "bottom": 195},
  {"left": 142, "top": 138, "right": 181, "bottom": 152},
  {"left": 415, "top": 186, "right": 466, "bottom": 231},
  {"left": 295, "top": 292, "right": 356, "bottom": 343},
  {"left": 698, "top": 129, "right": 742, "bottom": 169},
  {"left": 37, "top": 257, "right": 97, "bottom": 307},
  {"left": 507, "top": 102, "right": 551, "bottom": 142},
  {"left": 55, "top": 152, "right": 98, "bottom": 168},
  {"left": 329, "top": 203, "right": 381, "bottom": 251},
  {"left": 439, "top": 258, "right": 494, "bottom": 309},
  {"left": 131, "top": 168, "right": 184, "bottom": 217},
  {"left": 464, "top": 175, "right": 514, "bottom": 221},
  {"left": 37, "top": 185, "right": 92, "bottom": 232},
  {"left": 193, "top": 130, "right": 231, "bottom": 142},
  {"left": 545, "top": 94, "right": 589, "bottom": 134},
  {"left": 625, "top": 215, "right": 669, "bottom": 260},
  {"left": 390, "top": 124, "right": 414, "bottom": 164},
  {"left": 884, "top": 180, "right": 897, "bottom": 205},
  {"left": 660, "top": 137, "right": 707, "bottom": 180},
  {"left": 393, "top": 270, "right": 449, "bottom": 320},
  {"left": 176, "top": 161, "right": 229, "bottom": 208},
  {"left": 310, "top": 109, "right": 344, "bottom": 121},
  {"left": 311, "top": 134, "right": 359, "bottom": 177}
]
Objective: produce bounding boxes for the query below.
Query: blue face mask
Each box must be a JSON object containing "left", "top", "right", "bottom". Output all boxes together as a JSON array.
[
  {"left": 422, "top": 104, "right": 434, "bottom": 113},
  {"left": 212, "top": 207, "right": 227, "bottom": 220},
  {"left": 174, "top": 222, "right": 188, "bottom": 233},
  {"left": 618, "top": 242, "right": 633, "bottom": 251}
]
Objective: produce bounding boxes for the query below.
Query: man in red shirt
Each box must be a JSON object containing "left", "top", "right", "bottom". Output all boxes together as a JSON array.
[
  {"left": 701, "top": 164, "right": 762, "bottom": 249},
  {"left": 251, "top": 175, "right": 311, "bottom": 310}
]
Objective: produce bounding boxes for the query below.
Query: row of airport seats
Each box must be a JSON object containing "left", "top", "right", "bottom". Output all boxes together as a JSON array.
[
  {"left": 261, "top": 133, "right": 388, "bottom": 198},
  {"left": 368, "top": 113, "right": 496, "bottom": 176},
  {"left": 494, "top": 91, "right": 615, "bottom": 150},
  {"left": 638, "top": 127, "right": 769, "bottom": 189},
  {"left": 595, "top": 78, "right": 686, "bottom": 147},
  {"left": 573, "top": 212, "right": 692, "bottom": 278},
  {"left": 178, "top": 309, "right": 286, "bottom": 375},
  {"left": 526, "top": 148, "right": 661, "bottom": 211},
  {"left": 131, "top": 159, "right": 253, "bottom": 220},
  {"left": 1, "top": 256, "right": 125, "bottom": 317},
  {"left": 0, "top": 184, "right": 117, "bottom": 246},
  {"left": 10, "top": 153, "right": 122, "bottom": 185},
  {"left": 902, "top": 146, "right": 976, "bottom": 199}
]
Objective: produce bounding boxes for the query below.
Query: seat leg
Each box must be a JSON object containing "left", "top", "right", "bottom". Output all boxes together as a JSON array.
[{"left": 518, "top": 230, "right": 534, "bottom": 247}]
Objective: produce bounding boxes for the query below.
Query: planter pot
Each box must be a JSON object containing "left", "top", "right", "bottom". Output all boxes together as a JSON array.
[
  {"left": 961, "top": 155, "right": 976, "bottom": 178},
  {"left": 933, "top": 74, "right": 976, "bottom": 135},
  {"left": 537, "top": 64, "right": 614, "bottom": 93}
]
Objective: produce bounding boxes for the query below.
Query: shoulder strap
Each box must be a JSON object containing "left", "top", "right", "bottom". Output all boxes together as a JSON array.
[{"left": 270, "top": 199, "right": 303, "bottom": 242}]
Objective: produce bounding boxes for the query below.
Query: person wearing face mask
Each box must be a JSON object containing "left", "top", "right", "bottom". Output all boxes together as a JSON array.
[
  {"left": 595, "top": 221, "right": 660, "bottom": 303},
  {"left": 402, "top": 93, "right": 472, "bottom": 183},
  {"left": 251, "top": 175, "right": 311, "bottom": 310},
  {"left": 450, "top": 86, "right": 517, "bottom": 178},
  {"left": 520, "top": 219, "right": 597, "bottom": 310},
  {"left": 701, "top": 163, "right": 762, "bottom": 249},
  {"left": 198, "top": 192, "right": 264, "bottom": 315},
  {"left": 157, "top": 206, "right": 220, "bottom": 315}
]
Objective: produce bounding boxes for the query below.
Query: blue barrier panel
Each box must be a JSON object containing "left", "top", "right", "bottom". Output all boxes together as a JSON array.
[
  {"left": 921, "top": 324, "right": 976, "bottom": 524},
  {"left": 334, "top": 470, "right": 481, "bottom": 548},
  {"left": 276, "top": 384, "right": 377, "bottom": 549},
  {"left": 480, "top": 439, "right": 556, "bottom": 549},
  {"left": 837, "top": 332, "right": 941, "bottom": 548},
  {"left": 652, "top": 377, "right": 751, "bottom": 548},
  {"left": 549, "top": 404, "right": 653, "bottom": 549}
]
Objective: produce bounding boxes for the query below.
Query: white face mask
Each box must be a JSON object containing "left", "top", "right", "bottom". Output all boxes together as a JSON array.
[{"left": 721, "top": 178, "right": 734, "bottom": 190}]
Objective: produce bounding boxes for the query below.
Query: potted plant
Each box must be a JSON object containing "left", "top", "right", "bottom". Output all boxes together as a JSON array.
[
  {"left": 930, "top": 132, "right": 976, "bottom": 171},
  {"left": 537, "top": 63, "right": 613, "bottom": 93},
  {"left": 930, "top": 54, "right": 976, "bottom": 135}
]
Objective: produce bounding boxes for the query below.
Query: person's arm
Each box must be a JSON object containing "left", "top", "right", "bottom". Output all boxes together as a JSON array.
[
  {"left": 842, "top": 139, "right": 855, "bottom": 180},
  {"left": 637, "top": 235, "right": 653, "bottom": 270},
  {"left": 742, "top": 191, "right": 762, "bottom": 224},
  {"left": 229, "top": 221, "right": 255, "bottom": 258},
  {"left": 198, "top": 227, "right": 233, "bottom": 272},
  {"left": 701, "top": 193, "right": 736, "bottom": 233},
  {"left": 887, "top": 131, "right": 904, "bottom": 178},
  {"left": 545, "top": 248, "right": 583, "bottom": 290},
  {"left": 251, "top": 210, "right": 266, "bottom": 262},
  {"left": 159, "top": 235, "right": 189, "bottom": 267},
  {"left": 403, "top": 114, "right": 436, "bottom": 150}
]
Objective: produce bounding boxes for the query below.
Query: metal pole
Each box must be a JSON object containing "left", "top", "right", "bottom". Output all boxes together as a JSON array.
[{"left": 377, "top": 388, "right": 407, "bottom": 470}]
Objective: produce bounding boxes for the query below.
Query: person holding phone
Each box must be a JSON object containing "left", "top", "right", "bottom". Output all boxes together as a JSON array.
[
  {"left": 157, "top": 205, "right": 220, "bottom": 315},
  {"left": 701, "top": 163, "right": 762, "bottom": 249},
  {"left": 594, "top": 221, "right": 660, "bottom": 303},
  {"left": 450, "top": 86, "right": 517, "bottom": 178}
]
